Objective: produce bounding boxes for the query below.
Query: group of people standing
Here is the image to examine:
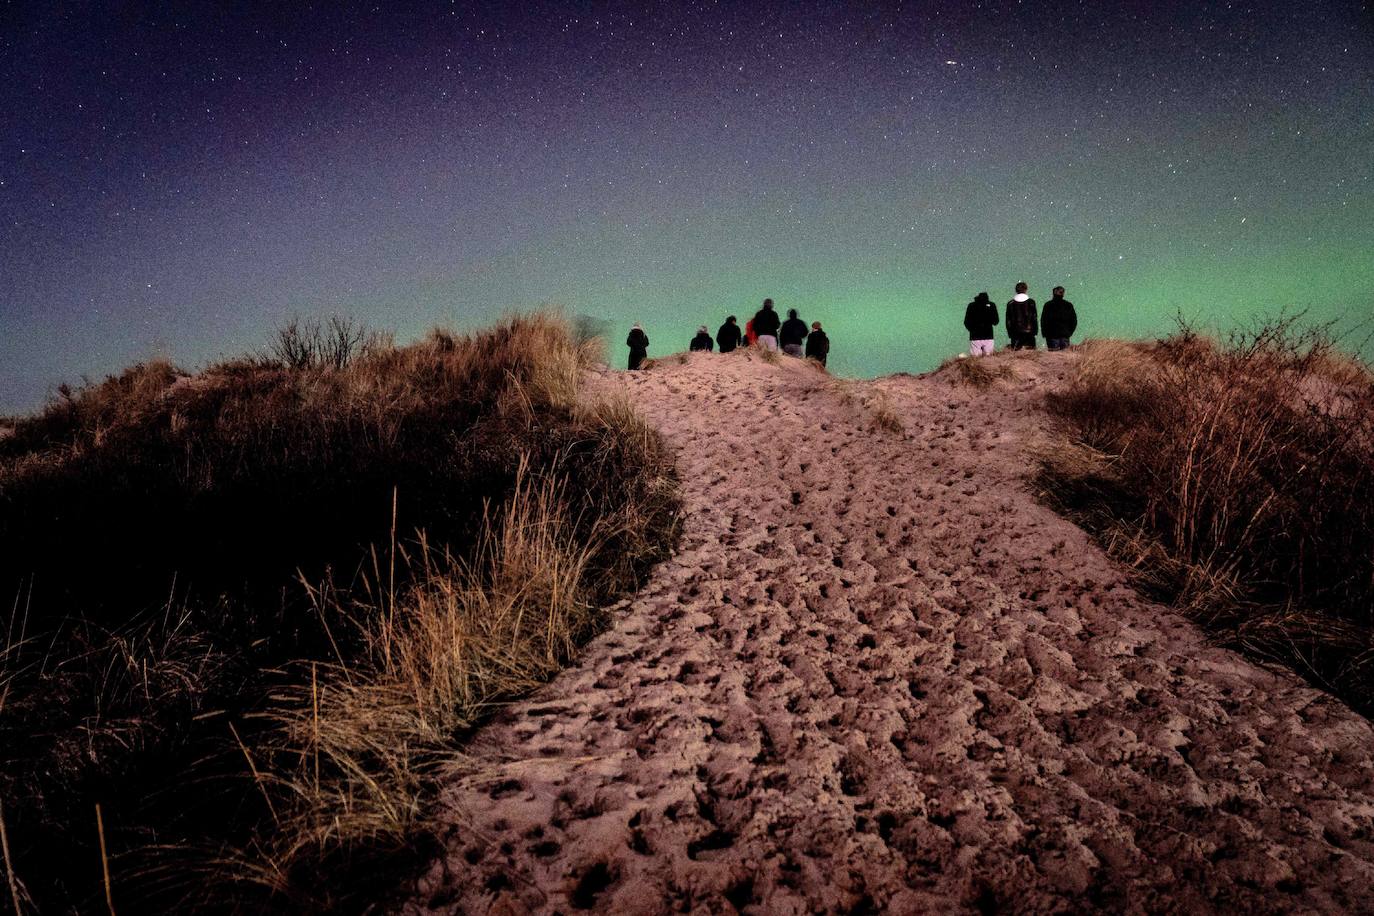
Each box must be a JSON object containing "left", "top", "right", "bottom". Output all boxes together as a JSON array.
[
  {"left": 964, "top": 283, "right": 1078, "bottom": 355},
  {"left": 626, "top": 284, "right": 1079, "bottom": 371},
  {"left": 630, "top": 298, "right": 831, "bottom": 370}
]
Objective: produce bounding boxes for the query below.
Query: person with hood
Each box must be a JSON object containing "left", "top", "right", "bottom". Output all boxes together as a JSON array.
[
  {"left": 626, "top": 323, "right": 649, "bottom": 370},
  {"left": 744, "top": 317, "right": 757, "bottom": 347},
  {"left": 805, "top": 321, "right": 830, "bottom": 366},
  {"left": 716, "top": 315, "right": 742, "bottom": 353},
  {"left": 1005, "top": 282, "right": 1038, "bottom": 350},
  {"left": 963, "top": 292, "right": 999, "bottom": 356},
  {"left": 779, "top": 308, "right": 809, "bottom": 356},
  {"left": 690, "top": 325, "right": 714, "bottom": 352},
  {"left": 752, "top": 298, "right": 781, "bottom": 352},
  {"left": 1041, "top": 286, "right": 1078, "bottom": 350}
]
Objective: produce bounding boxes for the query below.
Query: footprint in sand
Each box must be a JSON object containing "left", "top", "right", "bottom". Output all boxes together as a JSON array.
[{"left": 408, "top": 352, "right": 1374, "bottom": 915}]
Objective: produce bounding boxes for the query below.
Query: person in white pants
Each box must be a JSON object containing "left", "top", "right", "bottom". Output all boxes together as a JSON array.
[
  {"left": 752, "top": 298, "right": 781, "bottom": 351},
  {"left": 963, "top": 291, "right": 999, "bottom": 356}
]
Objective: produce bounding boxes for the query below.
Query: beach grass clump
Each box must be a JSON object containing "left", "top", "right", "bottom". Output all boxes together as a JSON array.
[
  {"left": 1037, "top": 318, "right": 1374, "bottom": 713},
  {"left": 0, "top": 313, "right": 680, "bottom": 912},
  {"left": 866, "top": 393, "right": 905, "bottom": 435},
  {"left": 938, "top": 354, "right": 1015, "bottom": 389}
]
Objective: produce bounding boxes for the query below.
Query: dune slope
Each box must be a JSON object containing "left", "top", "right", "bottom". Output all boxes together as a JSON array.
[{"left": 409, "top": 350, "right": 1374, "bottom": 914}]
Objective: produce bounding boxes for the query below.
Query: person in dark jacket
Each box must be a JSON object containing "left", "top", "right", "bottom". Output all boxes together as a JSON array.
[
  {"left": 963, "top": 292, "right": 999, "bottom": 356},
  {"left": 1041, "top": 286, "right": 1078, "bottom": 350},
  {"left": 752, "top": 298, "right": 781, "bottom": 351},
  {"left": 716, "top": 315, "right": 742, "bottom": 353},
  {"left": 626, "top": 323, "right": 649, "bottom": 370},
  {"left": 690, "top": 325, "right": 714, "bottom": 352},
  {"left": 1005, "top": 282, "right": 1038, "bottom": 350},
  {"left": 779, "top": 308, "right": 809, "bottom": 356},
  {"left": 804, "top": 321, "right": 830, "bottom": 366}
]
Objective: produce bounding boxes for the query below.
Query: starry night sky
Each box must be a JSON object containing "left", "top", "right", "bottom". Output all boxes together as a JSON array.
[{"left": 2, "top": 1, "right": 1372, "bottom": 412}]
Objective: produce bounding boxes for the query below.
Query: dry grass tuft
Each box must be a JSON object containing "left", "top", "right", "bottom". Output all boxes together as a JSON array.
[
  {"left": 830, "top": 379, "right": 859, "bottom": 408},
  {"left": 1038, "top": 316, "right": 1374, "bottom": 713},
  {"left": 218, "top": 467, "right": 612, "bottom": 909},
  {"left": 866, "top": 393, "right": 905, "bottom": 435},
  {"left": 938, "top": 354, "right": 1015, "bottom": 389},
  {"left": 0, "top": 312, "right": 680, "bottom": 912}
]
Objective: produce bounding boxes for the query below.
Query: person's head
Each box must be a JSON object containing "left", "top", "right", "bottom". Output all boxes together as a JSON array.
[
  {"left": 1015, "top": 281, "right": 1028, "bottom": 294},
  {"left": 698, "top": 325, "right": 708, "bottom": 334},
  {"left": 1053, "top": 286, "right": 1065, "bottom": 297},
  {"left": 633, "top": 322, "right": 642, "bottom": 329},
  {"left": 811, "top": 321, "right": 822, "bottom": 331},
  {"left": 727, "top": 315, "right": 737, "bottom": 324},
  {"left": 788, "top": 308, "right": 798, "bottom": 319},
  {"left": 974, "top": 291, "right": 990, "bottom": 304},
  {"left": 763, "top": 298, "right": 774, "bottom": 310}
]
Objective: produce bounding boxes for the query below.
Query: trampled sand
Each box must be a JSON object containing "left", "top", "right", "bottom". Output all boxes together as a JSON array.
[{"left": 408, "top": 349, "right": 1374, "bottom": 914}]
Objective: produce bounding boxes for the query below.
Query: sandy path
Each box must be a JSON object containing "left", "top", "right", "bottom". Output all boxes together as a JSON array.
[{"left": 409, "top": 350, "right": 1374, "bottom": 914}]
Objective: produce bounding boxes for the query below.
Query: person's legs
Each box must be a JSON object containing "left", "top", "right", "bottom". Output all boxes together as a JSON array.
[
  {"left": 1046, "top": 337, "right": 1069, "bottom": 351},
  {"left": 758, "top": 335, "right": 779, "bottom": 352},
  {"left": 1018, "top": 335, "right": 1037, "bottom": 350},
  {"left": 783, "top": 343, "right": 803, "bottom": 357},
  {"left": 970, "top": 339, "right": 994, "bottom": 356}
]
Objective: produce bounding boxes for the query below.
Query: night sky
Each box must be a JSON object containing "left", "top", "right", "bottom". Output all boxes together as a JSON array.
[{"left": 3, "top": 1, "right": 1372, "bottom": 412}]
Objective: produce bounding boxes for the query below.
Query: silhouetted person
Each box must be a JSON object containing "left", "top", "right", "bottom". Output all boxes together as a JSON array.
[
  {"left": 716, "top": 315, "right": 742, "bottom": 353},
  {"left": 627, "top": 323, "right": 649, "bottom": 370},
  {"left": 779, "top": 308, "right": 809, "bottom": 356},
  {"left": 744, "top": 317, "right": 757, "bottom": 347},
  {"left": 963, "top": 291, "right": 999, "bottom": 356},
  {"left": 1005, "top": 282, "right": 1038, "bottom": 350},
  {"left": 1041, "top": 286, "right": 1078, "bottom": 351},
  {"left": 752, "top": 298, "right": 781, "bottom": 352},
  {"left": 805, "top": 321, "right": 830, "bottom": 366},
  {"left": 690, "top": 325, "right": 714, "bottom": 352}
]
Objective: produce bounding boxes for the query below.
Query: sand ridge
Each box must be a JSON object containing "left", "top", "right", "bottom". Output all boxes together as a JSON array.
[{"left": 408, "top": 349, "right": 1374, "bottom": 914}]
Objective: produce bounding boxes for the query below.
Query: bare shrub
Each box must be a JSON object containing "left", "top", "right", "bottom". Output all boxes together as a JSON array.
[
  {"left": 1039, "top": 318, "right": 1374, "bottom": 712},
  {"left": 268, "top": 317, "right": 386, "bottom": 371}
]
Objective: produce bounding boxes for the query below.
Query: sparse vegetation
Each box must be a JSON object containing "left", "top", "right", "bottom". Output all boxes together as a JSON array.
[
  {"left": 866, "top": 393, "right": 905, "bottom": 435},
  {"left": 830, "top": 378, "right": 859, "bottom": 408},
  {"left": 269, "top": 316, "right": 391, "bottom": 370},
  {"left": 0, "top": 314, "right": 680, "bottom": 913},
  {"left": 939, "top": 354, "right": 1014, "bottom": 389},
  {"left": 1037, "top": 319, "right": 1374, "bottom": 713}
]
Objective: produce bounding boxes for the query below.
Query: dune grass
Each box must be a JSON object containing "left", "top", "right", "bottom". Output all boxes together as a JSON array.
[
  {"left": 866, "top": 393, "right": 905, "bottom": 435},
  {"left": 0, "top": 314, "right": 680, "bottom": 912},
  {"left": 938, "top": 354, "right": 1015, "bottom": 389},
  {"left": 1036, "top": 319, "right": 1374, "bottom": 713}
]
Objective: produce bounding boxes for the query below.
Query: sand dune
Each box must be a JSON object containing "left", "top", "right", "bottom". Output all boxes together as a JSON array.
[{"left": 408, "top": 349, "right": 1374, "bottom": 914}]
